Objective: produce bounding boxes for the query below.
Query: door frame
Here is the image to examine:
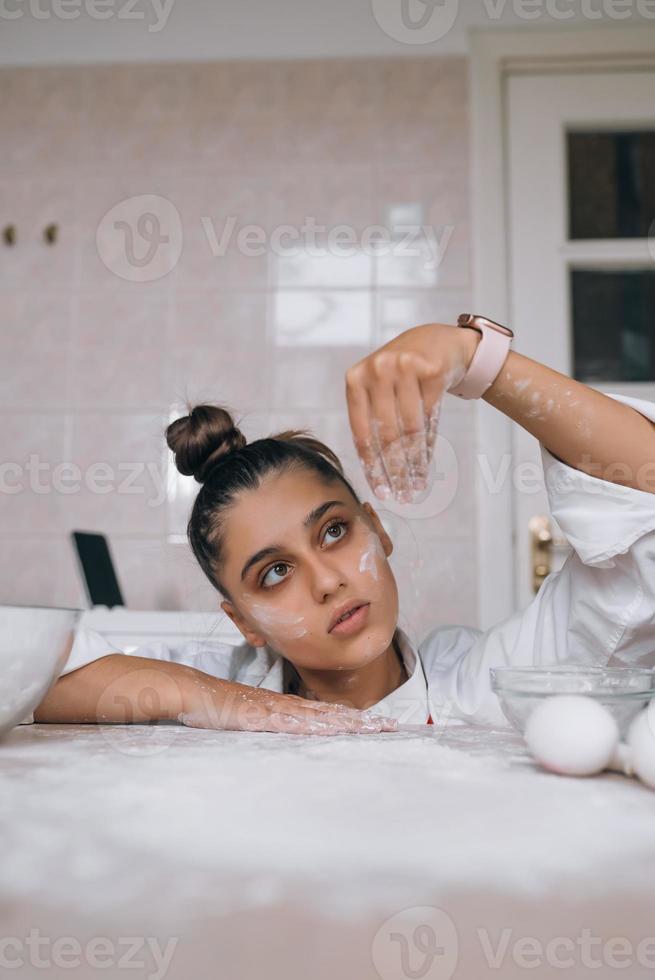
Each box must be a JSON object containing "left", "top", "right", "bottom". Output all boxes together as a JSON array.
[{"left": 469, "top": 24, "right": 655, "bottom": 630}]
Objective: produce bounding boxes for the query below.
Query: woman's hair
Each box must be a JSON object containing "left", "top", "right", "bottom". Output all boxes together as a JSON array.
[{"left": 166, "top": 403, "right": 362, "bottom": 603}]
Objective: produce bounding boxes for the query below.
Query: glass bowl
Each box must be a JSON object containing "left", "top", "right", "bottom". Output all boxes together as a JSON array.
[{"left": 490, "top": 665, "right": 655, "bottom": 737}]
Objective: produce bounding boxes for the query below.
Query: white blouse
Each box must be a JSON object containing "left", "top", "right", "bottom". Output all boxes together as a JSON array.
[{"left": 25, "top": 391, "right": 655, "bottom": 729}]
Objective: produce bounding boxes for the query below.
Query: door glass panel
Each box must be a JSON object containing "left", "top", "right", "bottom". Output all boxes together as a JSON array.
[
  {"left": 570, "top": 268, "right": 655, "bottom": 381},
  {"left": 567, "top": 131, "right": 655, "bottom": 239}
]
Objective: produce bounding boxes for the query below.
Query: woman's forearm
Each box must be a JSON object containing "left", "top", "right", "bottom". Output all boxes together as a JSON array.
[
  {"left": 33, "top": 654, "right": 398, "bottom": 734},
  {"left": 481, "top": 349, "right": 655, "bottom": 494},
  {"left": 33, "top": 654, "right": 189, "bottom": 724}
]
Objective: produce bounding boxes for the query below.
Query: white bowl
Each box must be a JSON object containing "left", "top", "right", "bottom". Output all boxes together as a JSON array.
[{"left": 0, "top": 605, "right": 81, "bottom": 738}]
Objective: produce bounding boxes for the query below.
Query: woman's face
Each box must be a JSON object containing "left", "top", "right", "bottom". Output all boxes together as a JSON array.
[{"left": 219, "top": 468, "right": 399, "bottom": 672}]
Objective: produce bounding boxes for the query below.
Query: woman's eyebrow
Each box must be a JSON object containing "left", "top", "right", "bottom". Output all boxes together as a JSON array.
[{"left": 240, "top": 499, "right": 347, "bottom": 581}]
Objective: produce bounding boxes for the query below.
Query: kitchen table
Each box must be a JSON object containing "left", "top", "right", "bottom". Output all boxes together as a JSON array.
[{"left": 1, "top": 720, "right": 654, "bottom": 979}]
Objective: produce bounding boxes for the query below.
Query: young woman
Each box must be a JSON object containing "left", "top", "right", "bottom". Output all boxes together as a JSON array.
[{"left": 33, "top": 320, "right": 655, "bottom": 734}]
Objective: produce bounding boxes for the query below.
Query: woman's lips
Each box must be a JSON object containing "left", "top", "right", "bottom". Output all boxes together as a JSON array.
[{"left": 328, "top": 602, "right": 370, "bottom": 637}]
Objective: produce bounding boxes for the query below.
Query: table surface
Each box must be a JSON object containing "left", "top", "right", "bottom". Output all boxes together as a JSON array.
[{"left": 2, "top": 721, "right": 655, "bottom": 979}]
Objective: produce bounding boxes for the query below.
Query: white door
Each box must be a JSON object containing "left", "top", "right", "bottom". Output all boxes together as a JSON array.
[{"left": 506, "top": 69, "right": 655, "bottom": 611}]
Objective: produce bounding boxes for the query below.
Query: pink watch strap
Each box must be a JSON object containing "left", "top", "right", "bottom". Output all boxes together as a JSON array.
[{"left": 448, "top": 315, "right": 513, "bottom": 399}]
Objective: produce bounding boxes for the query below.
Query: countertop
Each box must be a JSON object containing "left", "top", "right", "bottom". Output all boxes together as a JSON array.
[{"left": 2, "top": 721, "right": 655, "bottom": 979}]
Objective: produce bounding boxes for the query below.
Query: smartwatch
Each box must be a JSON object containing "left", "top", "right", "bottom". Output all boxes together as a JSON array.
[{"left": 448, "top": 313, "right": 514, "bottom": 399}]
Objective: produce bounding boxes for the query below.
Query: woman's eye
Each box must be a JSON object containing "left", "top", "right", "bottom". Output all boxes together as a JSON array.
[
  {"left": 261, "top": 562, "right": 291, "bottom": 589},
  {"left": 324, "top": 519, "right": 348, "bottom": 543},
  {"left": 259, "top": 521, "right": 349, "bottom": 589}
]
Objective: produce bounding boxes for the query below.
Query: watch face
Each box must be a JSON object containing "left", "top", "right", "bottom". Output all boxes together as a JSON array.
[{"left": 458, "top": 313, "right": 514, "bottom": 338}]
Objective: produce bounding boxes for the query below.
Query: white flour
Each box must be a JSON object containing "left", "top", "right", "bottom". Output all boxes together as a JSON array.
[{"left": 2, "top": 722, "right": 655, "bottom": 931}]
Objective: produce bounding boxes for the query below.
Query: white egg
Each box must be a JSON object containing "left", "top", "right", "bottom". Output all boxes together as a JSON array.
[
  {"left": 627, "top": 705, "right": 655, "bottom": 790},
  {"left": 525, "top": 695, "right": 619, "bottom": 776}
]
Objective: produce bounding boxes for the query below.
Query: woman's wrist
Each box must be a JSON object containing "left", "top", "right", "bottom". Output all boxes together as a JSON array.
[{"left": 427, "top": 321, "right": 482, "bottom": 391}]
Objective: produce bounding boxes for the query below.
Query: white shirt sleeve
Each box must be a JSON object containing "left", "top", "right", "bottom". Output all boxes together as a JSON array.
[
  {"left": 58, "top": 627, "right": 259, "bottom": 683},
  {"left": 59, "top": 626, "right": 125, "bottom": 676},
  {"left": 421, "top": 391, "right": 655, "bottom": 727}
]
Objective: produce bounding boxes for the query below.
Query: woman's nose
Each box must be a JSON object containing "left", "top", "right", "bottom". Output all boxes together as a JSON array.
[{"left": 305, "top": 553, "right": 347, "bottom": 598}]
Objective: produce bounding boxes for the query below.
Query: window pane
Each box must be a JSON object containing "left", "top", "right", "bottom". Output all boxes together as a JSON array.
[
  {"left": 570, "top": 268, "right": 655, "bottom": 382},
  {"left": 567, "top": 131, "right": 655, "bottom": 239}
]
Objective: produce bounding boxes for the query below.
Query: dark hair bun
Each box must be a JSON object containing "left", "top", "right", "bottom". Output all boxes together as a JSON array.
[{"left": 166, "top": 404, "right": 247, "bottom": 484}]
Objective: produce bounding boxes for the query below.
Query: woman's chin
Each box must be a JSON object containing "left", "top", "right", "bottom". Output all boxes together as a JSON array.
[{"left": 327, "top": 625, "right": 391, "bottom": 668}]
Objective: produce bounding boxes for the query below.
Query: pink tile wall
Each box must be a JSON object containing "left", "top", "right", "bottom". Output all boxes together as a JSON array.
[{"left": 0, "top": 56, "right": 477, "bottom": 641}]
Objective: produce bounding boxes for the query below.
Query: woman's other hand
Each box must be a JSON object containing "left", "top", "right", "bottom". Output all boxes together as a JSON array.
[
  {"left": 345, "top": 322, "right": 479, "bottom": 503},
  {"left": 179, "top": 671, "right": 399, "bottom": 736}
]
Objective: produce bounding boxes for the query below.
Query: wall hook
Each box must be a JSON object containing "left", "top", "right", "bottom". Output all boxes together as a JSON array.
[
  {"left": 44, "top": 223, "right": 58, "bottom": 245},
  {"left": 3, "top": 225, "right": 16, "bottom": 246}
]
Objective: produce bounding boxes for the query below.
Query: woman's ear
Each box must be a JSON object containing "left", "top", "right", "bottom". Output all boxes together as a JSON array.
[
  {"left": 220, "top": 600, "right": 268, "bottom": 648},
  {"left": 360, "top": 501, "right": 393, "bottom": 557}
]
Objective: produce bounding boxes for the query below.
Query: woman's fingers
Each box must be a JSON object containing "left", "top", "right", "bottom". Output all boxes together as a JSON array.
[
  {"left": 347, "top": 352, "right": 433, "bottom": 502},
  {"left": 345, "top": 323, "right": 474, "bottom": 503},
  {"left": 395, "top": 357, "right": 430, "bottom": 492},
  {"left": 345, "top": 365, "right": 392, "bottom": 500},
  {"left": 347, "top": 355, "right": 411, "bottom": 501},
  {"left": 227, "top": 691, "right": 399, "bottom": 736},
  {"left": 264, "top": 709, "right": 398, "bottom": 736},
  {"left": 417, "top": 359, "right": 450, "bottom": 466}
]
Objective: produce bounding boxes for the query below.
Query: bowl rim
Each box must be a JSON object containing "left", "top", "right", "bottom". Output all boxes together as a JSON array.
[
  {"left": 493, "top": 689, "right": 655, "bottom": 700},
  {"left": 490, "top": 665, "right": 654, "bottom": 677}
]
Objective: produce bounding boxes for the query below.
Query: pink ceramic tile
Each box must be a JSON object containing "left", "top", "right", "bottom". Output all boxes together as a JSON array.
[
  {"left": 375, "top": 289, "right": 472, "bottom": 344},
  {"left": 71, "top": 290, "right": 170, "bottom": 410},
  {"left": 0, "top": 179, "right": 78, "bottom": 288},
  {"left": 186, "top": 61, "right": 284, "bottom": 128},
  {"left": 110, "top": 537, "right": 221, "bottom": 611},
  {"left": 169, "top": 292, "right": 269, "bottom": 412},
  {"left": 141, "top": 175, "right": 276, "bottom": 289},
  {"left": 0, "top": 67, "right": 85, "bottom": 129},
  {"left": 276, "top": 117, "right": 383, "bottom": 169},
  {"left": 376, "top": 167, "right": 469, "bottom": 231},
  {"left": 82, "top": 65, "right": 193, "bottom": 133},
  {"left": 271, "top": 341, "right": 371, "bottom": 412},
  {"left": 272, "top": 290, "right": 372, "bottom": 347},
  {"left": 377, "top": 57, "right": 468, "bottom": 124},
  {"left": 0, "top": 292, "right": 71, "bottom": 410},
  {"left": 375, "top": 222, "right": 470, "bottom": 290},
  {"left": 411, "top": 538, "right": 478, "bottom": 637},
  {"left": 274, "top": 246, "right": 373, "bottom": 289},
  {"left": 270, "top": 166, "right": 377, "bottom": 237},
  {"left": 376, "top": 114, "right": 469, "bottom": 170},
  {"left": 184, "top": 119, "right": 284, "bottom": 176},
  {"left": 0, "top": 121, "right": 84, "bottom": 178},
  {"left": 76, "top": 176, "right": 186, "bottom": 290},
  {"left": 0, "top": 414, "right": 69, "bottom": 534},
  {"left": 279, "top": 59, "right": 380, "bottom": 122},
  {"left": 0, "top": 536, "right": 86, "bottom": 609},
  {"left": 0, "top": 68, "right": 85, "bottom": 175},
  {"left": 61, "top": 413, "right": 168, "bottom": 536}
]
